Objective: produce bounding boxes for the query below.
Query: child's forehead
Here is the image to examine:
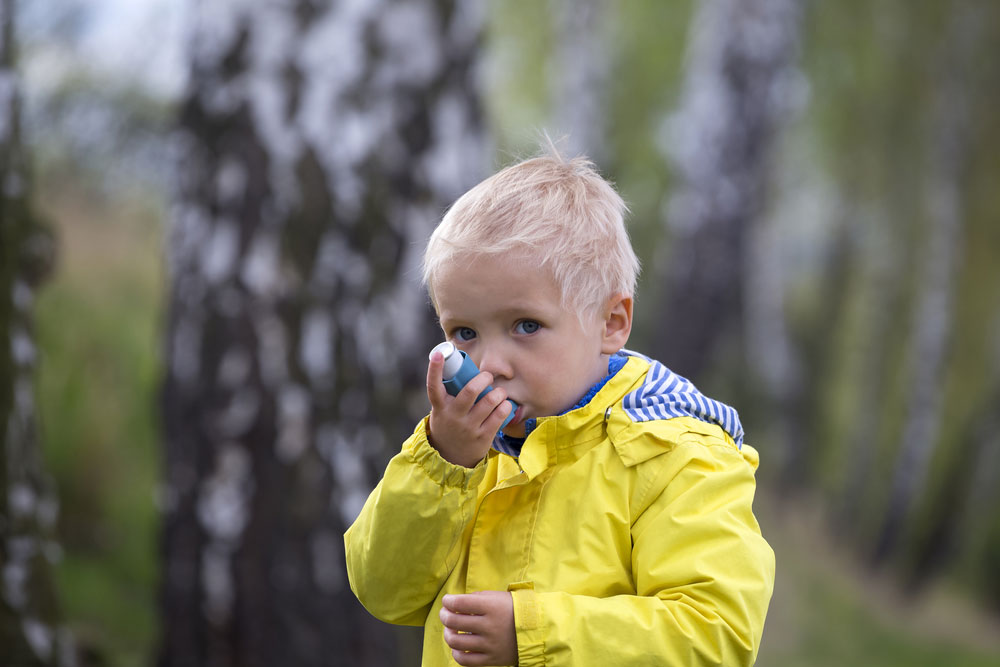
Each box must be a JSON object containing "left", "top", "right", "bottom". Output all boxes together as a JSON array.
[{"left": 433, "top": 254, "right": 567, "bottom": 318}]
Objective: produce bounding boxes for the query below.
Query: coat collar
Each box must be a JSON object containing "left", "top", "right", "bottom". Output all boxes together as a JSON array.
[{"left": 514, "top": 356, "right": 649, "bottom": 480}]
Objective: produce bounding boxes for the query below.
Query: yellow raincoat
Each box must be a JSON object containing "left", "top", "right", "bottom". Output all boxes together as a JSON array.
[{"left": 345, "top": 355, "right": 775, "bottom": 666}]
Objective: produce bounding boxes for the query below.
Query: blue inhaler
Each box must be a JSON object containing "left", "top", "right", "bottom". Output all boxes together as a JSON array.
[{"left": 430, "top": 341, "right": 517, "bottom": 431}]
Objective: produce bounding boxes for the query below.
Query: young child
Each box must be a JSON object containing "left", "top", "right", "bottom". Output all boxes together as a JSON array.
[{"left": 345, "top": 147, "right": 775, "bottom": 666}]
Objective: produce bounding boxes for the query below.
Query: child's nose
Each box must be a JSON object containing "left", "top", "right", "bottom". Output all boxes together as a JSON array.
[{"left": 478, "top": 346, "right": 513, "bottom": 380}]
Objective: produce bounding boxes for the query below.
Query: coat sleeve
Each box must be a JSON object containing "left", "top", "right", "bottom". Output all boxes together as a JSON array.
[
  {"left": 344, "top": 418, "right": 486, "bottom": 626},
  {"left": 511, "top": 439, "right": 775, "bottom": 666}
]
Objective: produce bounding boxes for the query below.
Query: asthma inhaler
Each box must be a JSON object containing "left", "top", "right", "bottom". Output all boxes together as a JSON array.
[{"left": 430, "top": 341, "right": 517, "bottom": 431}]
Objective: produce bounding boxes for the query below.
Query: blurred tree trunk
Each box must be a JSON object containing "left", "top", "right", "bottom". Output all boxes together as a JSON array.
[
  {"left": 0, "top": 0, "right": 71, "bottom": 664},
  {"left": 159, "top": 1, "right": 488, "bottom": 666},
  {"left": 550, "top": 0, "right": 610, "bottom": 163},
  {"left": 834, "top": 203, "right": 905, "bottom": 524},
  {"left": 873, "top": 4, "right": 972, "bottom": 566},
  {"left": 652, "top": 0, "right": 801, "bottom": 384},
  {"left": 898, "top": 1, "right": 1000, "bottom": 602}
]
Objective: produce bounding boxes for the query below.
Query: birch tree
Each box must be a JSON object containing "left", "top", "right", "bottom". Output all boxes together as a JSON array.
[
  {"left": 873, "top": 4, "right": 973, "bottom": 565},
  {"left": 160, "top": 1, "right": 488, "bottom": 665},
  {"left": 0, "top": 0, "right": 72, "bottom": 663},
  {"left": 653, "top": 0, "right": 802, "bottom": 384},
  {"left": 549, "top": 0, "right": 610, "bottom": 164}
]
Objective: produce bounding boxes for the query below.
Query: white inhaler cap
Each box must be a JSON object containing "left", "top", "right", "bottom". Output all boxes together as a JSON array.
[{"left": 430, "top": 341, "right": 464, "bottom": 380}]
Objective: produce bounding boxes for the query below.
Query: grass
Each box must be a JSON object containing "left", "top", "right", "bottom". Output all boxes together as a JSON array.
[{"left": 755, "top": 491, "right": 1000, "bottom": 666}]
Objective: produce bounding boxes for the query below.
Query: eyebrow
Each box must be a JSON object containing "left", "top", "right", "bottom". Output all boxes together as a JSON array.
[{"left": 437, "top": 302, "right": 551, "bottom": 325}]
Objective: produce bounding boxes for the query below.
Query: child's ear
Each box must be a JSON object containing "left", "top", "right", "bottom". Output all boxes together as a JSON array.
[{"left": 600, "top": 293, "right": 633, "bottom": 355}]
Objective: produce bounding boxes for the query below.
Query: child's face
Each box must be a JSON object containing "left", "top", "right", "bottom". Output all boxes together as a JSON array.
[{"left": 433, "top": 254, "right": 612, "bottom": 438}]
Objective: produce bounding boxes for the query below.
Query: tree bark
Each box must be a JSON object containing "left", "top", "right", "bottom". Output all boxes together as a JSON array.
[
  {"left": 653, "top": 0, "right": 802, "bottom": 382},
  {"left": 0, "top": 0, "right": 71, "bottom": 663},
  {"left": 159, "top": 1, "right": 488, "bottom": 666}
]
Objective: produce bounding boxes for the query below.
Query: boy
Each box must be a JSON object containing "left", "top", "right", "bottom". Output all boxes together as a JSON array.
[{"left": 345, "top": 148, "right": 775, "bottom": 666}]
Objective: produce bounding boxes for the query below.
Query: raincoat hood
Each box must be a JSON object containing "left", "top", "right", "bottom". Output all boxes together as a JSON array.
[
  {"left": 495, "top": 349, "right": 743, "bottom": 457},
  {"left": 616, "top": 349, "right": 744, "bottom": 447}
]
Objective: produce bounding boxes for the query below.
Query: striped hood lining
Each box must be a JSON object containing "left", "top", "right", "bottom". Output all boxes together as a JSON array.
[{"left": 620, "top": 350, "right": 744, "bottom": 449}]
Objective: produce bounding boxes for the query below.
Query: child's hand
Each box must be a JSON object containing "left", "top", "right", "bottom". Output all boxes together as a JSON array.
[
  {"left": 440, "top": 591, "right": 517, "bottom": 666},
  {"left": 427, "top": 350, "right": 512, "bottom": 468}
]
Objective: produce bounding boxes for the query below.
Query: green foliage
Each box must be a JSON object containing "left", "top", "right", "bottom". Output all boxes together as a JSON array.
[
  {"left": 756, "top": 497, "right": 1000, "bottom": 667},
  {"left": 34, "top": 184, "right": 163, "bottom": 666},
  {"left": 761, "top": 555, "right": 1000, "bottom": 667},
  {"left": 606, "top": 0, "right": 693, "bottom": 339},
  {"left": 484, "top": 0, "right": 554, "bottom": 157}
]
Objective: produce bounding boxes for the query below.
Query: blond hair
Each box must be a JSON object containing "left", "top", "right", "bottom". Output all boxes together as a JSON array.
[{"left": 423, "top": 145, "right": 639, "bottom": 319}]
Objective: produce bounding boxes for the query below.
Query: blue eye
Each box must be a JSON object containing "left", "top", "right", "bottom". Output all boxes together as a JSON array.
[
  {"left": 515, "top": 320, "right": 540, "bottom": 335},
  {"left": 454, "top": 327, "right": 477, "bottom": 341}
]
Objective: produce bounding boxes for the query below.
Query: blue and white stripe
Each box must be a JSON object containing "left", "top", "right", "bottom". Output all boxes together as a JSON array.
[{"left": 621, "top": 351, "right": 744, "bottom": 449}]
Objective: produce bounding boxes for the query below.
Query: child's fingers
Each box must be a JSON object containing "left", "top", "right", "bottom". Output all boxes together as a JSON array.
[
  {"left": 426, "top": 351, "right": 448, "bottom": 405},
  {"left": 441, "top": 592, "right": 516, "bottom": 666},
  {"left": 455, "top": 371, "right": 494, "bottom": 410},
  {"left": 442, "top": 591, "right": 509, "bottom": 616},
  {"left": 442, "top": 592, "right": 490, "bottom": 615},
  {"left": 481, "top": 396, "right": 513, "bottom": 431},
  {"left": 442, "top": 626, "right": 485, "bottom": 652},
  {"left": 469, "top": 384, "right": 508, "bottom": 425},
  {"left": 450, "top": 648, "right": 494, "bottom": 667},
  {"left": 440, "top": 591, "right": 517, "bottom": 666},
  {"left": 441, "top": 593, "right": 479, "bottom": 614},
  {"left": 439, "top": 604, "right": 489, "bottom": 635}
]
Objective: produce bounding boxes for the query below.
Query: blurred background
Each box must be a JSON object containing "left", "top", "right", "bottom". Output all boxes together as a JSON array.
[{"left": 3, "top": 0, "right": 1000, "bottom": 665}]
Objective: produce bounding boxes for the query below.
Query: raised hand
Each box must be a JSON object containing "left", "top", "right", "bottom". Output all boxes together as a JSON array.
[{"left": 427, "top": 350, "right": 512, "bottom": 468}]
